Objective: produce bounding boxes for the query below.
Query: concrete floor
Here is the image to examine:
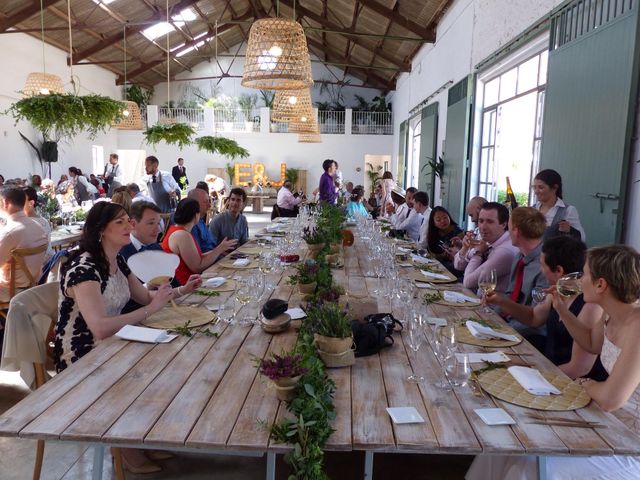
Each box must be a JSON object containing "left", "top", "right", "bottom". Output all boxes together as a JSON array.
[{"left": 0, "top": 209, "right": 474, "bottom": 479}]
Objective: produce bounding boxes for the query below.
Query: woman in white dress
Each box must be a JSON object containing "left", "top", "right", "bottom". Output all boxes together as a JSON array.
[
  {"left": 380, "top": 171, "right": 395, "bottom": 218},
  {"left": 466, "top": 244, "right": 640, "bottom": 480}
]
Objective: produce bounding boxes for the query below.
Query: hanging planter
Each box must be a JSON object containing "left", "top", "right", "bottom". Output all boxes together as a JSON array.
[
  {"left": 7, "top": 93, "right": 124, "bottom": 141},
  {"left": 195, "top": 136, "right": 250, "bottom": 160},
  {"left": 143, "top": 123, "right": 195, "bottom": 148}
]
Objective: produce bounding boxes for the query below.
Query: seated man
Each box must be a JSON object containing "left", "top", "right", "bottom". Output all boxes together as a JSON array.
[
  {"left": 454, "top": 202, "right": 517, "bottom": 293},
  {"left": 208, "top": 187, "right": 248, "bottom": 247},
  {"left": 465, "top": 196, "right": 487, "bottom": 231},
  {"left": 126, "top": 183, "right": 155, "bottom": 204},
  {"left": 0, "top": 186, "right": 48, "bottom": 301},
  {"left": 187, "top": 188, "right": 216, "bottom": 252},
  {"left": 389, "top": 187, "right": 422, "bottom": 241},
  {"left": 276, "top": 181, "right": 302, "bottom": 217},
  {"left": 486, "top": 207, "right": 549, "bottom": 350},
  {"left": 120, "top": 201, "right": 164, "bottom": 260},
  {"left": 413, "top": 191, "right": 432, "bottom": 249}
]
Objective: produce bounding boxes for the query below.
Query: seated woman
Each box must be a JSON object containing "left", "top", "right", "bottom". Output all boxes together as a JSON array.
[
  {"left": 467, "top": 244, "right": 640, "bottom": 480},
  {"left": 426, "top": 206, "right": 464, "bottom": 274},
  {"left": 346, "top": 186, "right": 369, "bottom": 218},
  {"left": 161, "top": 198, "right": 237, "bottom": 285},
  {"left": 53, "top": 202, "right": 202, "bottom": 473}
]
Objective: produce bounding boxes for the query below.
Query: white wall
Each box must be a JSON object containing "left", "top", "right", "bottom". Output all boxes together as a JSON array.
[
  {"left": 116, "top": 130, "right": 393, "bottom": 195},
  {"left": 0, "top": 33, "right": 120, "bottom": 181}
]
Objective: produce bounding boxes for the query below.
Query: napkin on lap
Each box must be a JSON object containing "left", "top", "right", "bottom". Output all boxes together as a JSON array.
[
  {"left": 232, "top": 258, "right": 251, "bottom": 267},
  {"left": 420, "top": 270, "right": 451, "bottom": 281},
  {"left": 205, "top": 277, "right": 226, "bottom": 288},
  {"left": 116, "top": 325, "right": 177, "bottom": 343},
  {"left": 466, "top": 320, "right": 519, "bottom": 342},
  {"left": 508, "top": 366, "right": 561, "bottom": 395},
  {"left": 443, "top": 291, "right": 478, "bottom": 303}
]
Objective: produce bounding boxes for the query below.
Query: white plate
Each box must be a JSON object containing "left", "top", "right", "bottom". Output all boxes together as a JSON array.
[
  {"left": 386, "top": 407, "right": 425, "bottom": 424},
  {"left": 127, "top": 250, "right": 180, "bottom": 284},
  {"left": 474, "top": 408, "right": 516, "bottom": 426},
  {"left": 205, "top": 277, "right": 226, "bottom": 288}
]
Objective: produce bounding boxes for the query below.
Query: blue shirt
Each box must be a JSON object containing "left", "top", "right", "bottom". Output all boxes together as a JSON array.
[
  {"left": 346, "top": 201, "right": 368, "bottom": 218},
  {"left": 208, "top": 211, "right": 248, "bottom": 246},
  {"left": 192, "top": 217, "right": 216, "bottom": 252}
]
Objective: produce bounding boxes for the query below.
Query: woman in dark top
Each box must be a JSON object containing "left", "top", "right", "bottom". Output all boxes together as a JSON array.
[{"left": 426, "top": 206, "right": 464, "bottom": 274}]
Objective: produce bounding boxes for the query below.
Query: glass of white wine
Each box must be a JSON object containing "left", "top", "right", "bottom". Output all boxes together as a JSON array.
[
  {"left": 557, "top": 272, "right": 583, "bottom": 297},
  {"left": 478, "top": 269, "right": 497, "bottom": 313},
  {"left": 234, "top": 279, "right": 254, "bottom": 326}
]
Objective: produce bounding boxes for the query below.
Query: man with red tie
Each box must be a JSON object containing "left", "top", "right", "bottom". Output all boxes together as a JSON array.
[{"left": 486, "top": 207, "right": 549, "bottom": 350}]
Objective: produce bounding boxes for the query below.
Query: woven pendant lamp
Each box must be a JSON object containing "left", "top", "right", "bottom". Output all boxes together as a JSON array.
[
  {"left": 242, "top": 18, "right": 313, "bottom": 90},
  {"left": 298, "top": 131, "right": 322, "bottom": 143},
  {"left": 23, "top": 72, "right": 65, "bottom": 96},
  {"left": 288, "top": 113, "right": 318, "bottom": 134},
  {"left": 272, "top": 88, "right": 313, "bottom": 122},
  {"left": 113, "top": 100, "right": 143, "bottom": 130}
]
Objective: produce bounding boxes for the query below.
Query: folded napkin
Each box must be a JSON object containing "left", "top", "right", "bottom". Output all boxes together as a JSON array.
[
  {"left": 420, "top": 270, "right": 451, "bottom": 281},
  {"left": 232, "top": 258, "right": 251, "bottom": 267},
  {"left": 398, "top": 247, "right": 411, "bottom": 253},
  {"left": 205, "top": 277, "right": 226, "bottom": 288},
  {"left": 254, "top": 233, "right": 273, "bottom": 240},
  {"left": 465, "top": 320, "right": 520, "bottom": 342},
  {"left": 456, "top": 351, "right": 510, "bottom": 364},
  {"left": 411, "top": 254, "right": 435, "bottom": 264},
  {"left": 266, "top": 224, "right": 285, "bottom": 232},
  {"left": 425, "top": 317, "right": 447, "bottom": 327},
  {"left": 443, "top": 291, "right": 478, "bottom": 303},
  {"left": 508, "top": 366, "right": 561, "bottom": 396},
  {"left": 116, "top": 325, "right": 177, "bottom": 343},
  {"left": 414, "top": 282, "right": 434, "bottom": 289},
  {"left": 285, "top": 307, "right": 307, "bottom": 320}
]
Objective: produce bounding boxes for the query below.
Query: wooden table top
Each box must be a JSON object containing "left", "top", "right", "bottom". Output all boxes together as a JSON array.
[{"left": 1, "top": 238, "right": 639, "bottom": 458}]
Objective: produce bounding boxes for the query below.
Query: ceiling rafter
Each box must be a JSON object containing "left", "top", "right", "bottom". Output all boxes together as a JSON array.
[
  {"left": 356, "top": 0, "right": 435, "bottom": 40},
  {"left": 0, "top": 0, "right": 62, "bottom": 32},
  {"left": 364, "top": 0, "right": 396, "bottom": 87},
  {"left": 344, "top": 1, "right": 363, "bottom": 78}
]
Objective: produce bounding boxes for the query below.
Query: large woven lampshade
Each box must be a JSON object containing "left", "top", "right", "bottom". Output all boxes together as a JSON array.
[
  {"left": 298, "top": 131, "right": 322, "bottom": 143},
  {"left": 22, "top": 72, "right": 64, "bottom": 96},
  {"left": 272, "top": 88, "right": 314, "bottom": 122},
  {"left": 242, "top": 18, "right": 313, "bottom": 90},
  {"left": 288, "top": 114, "right": 318, "bottom": 134},
  {"left": 113, "top": 101, "right": 143, "bottom": 130}
]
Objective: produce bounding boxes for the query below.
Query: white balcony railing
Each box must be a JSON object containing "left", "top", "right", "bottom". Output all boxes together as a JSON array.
[
  {"left": 351, "top": 111, "right": 393, "bottom": 135},
  {"left": 213, "top": 108, "right": 261, "bottom": 133},
  {"left": 158, "top": 107, "right": 205, "bottom": 129},
  {"left": 318, "top": 110, "right": 346, "bottom": 134}
]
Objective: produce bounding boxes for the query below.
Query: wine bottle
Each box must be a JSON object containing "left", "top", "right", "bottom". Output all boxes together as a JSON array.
[{"left": 505, "top": 177, "right": 518, "bottom": 210}]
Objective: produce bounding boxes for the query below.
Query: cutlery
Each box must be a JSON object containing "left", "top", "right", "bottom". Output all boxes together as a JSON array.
[{"left": 525, "top": 420, "right": 606, "bottom": 429}]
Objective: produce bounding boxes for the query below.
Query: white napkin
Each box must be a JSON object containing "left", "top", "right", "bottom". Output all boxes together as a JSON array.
[
  {"left": 414, "top": 282, "right": 434, "bottom": 289},
  {"left": 232, "top": 258, "right": 251, "bottom": 267},
  {"left": 266, "top": 224, "right": 285, "bottom": 232},
  {"left": 411, "top": 254, "right": 436, "bottom": 264},
  {"left": 205, "top": 277, "right": 226, "bottom": 288},
  {"left": 285, "top": 307, "right": 307, "bottom": 320},
  {"left": 443, "top": 291, "right": 478, "bottom": 303},
  {"left": 425, "top": 317, "right": 447, "bottom": 327},
  {"left": 255, "top": 233, "right": 273, "bottom": 240},
  {"left": 115, "top": 325, "right": 177, "bottom": 343},
  {"left": 456, "top": 351, "right": 510, "bottom": 363},
  {"left": 420, "top": 270, "right": 451, "bottom": 281},
  {"left": 508, "top": 366, "right": 561, "bottom": 396},
  {"left": 466, "top": 320, "right": 519, "bottom": 342}
]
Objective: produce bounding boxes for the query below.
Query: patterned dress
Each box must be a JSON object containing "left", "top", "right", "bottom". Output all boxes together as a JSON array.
[{"left": 53, "top": 252, "right": 131, "bottom": 372}]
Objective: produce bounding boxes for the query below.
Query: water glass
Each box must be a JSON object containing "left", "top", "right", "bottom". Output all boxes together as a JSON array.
[
  {"left": 446, "top": 353, "right": 471, "bottom": 387},
  {"left": 217, "top": 300, "right": 235, "bottom": 324},
  {"left": 406, "top": 314, "right": 424, "bottom": 383},
  {"left": 531, "top": 286, "right": 547, "bottom": 303}
]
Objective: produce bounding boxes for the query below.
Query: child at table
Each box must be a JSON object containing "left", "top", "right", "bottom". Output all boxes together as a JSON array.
[{"left": 466, "top": 244, "right": 640, "bottom": 480}]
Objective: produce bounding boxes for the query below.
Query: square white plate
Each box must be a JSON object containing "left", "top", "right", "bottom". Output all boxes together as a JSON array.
[
  {"left": 386, "top": 407, "right": 425, "bottom": 424},
  {"left": 474, "top": 408, "right": 516, "bottom": 426}
]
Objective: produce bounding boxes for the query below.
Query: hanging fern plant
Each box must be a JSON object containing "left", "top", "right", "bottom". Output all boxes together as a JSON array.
[
  {"left": 7, "top": 93, "right": 125, "bottom": 141},
  {"left": 195, "top": 135, "right": 249, "bottom": 160},
  {"left": 144, "top": 123, "right": 195, "bottom": 148}
]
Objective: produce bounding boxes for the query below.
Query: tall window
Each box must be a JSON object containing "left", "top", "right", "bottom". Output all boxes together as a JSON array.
[
  {"left": 478, "top": 48, "right": 548, "bottom": 205},
  {"left": 406, "top": 117, "right": 422, "bottom": 188}
]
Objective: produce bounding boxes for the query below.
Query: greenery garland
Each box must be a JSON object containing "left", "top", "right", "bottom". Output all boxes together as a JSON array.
[
  {"left": 7, "top": 93, "right": 124, "bottom": 141},
  {"left": 195, "top": 135, "right": 250, "bottom": 160},
  {"left": 143, "top": 123, "right": 195, "bottom": 148}
]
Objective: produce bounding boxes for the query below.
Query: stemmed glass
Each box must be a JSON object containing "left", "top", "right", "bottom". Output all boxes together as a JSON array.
[
  {"left": 234, "top": 278, "right": 254, "bottom": 326},
  {"left": 432, "top": 322, "right": 457, "bottom": 390},
  {"left": 557, "top": 272, "right": 583, "bottom": 297},
  {"left": 478, "top": 269, "right": 497, "bottom": 313},
  {"left": 406, "top": 314, "right": 424, "bottom": 383}
]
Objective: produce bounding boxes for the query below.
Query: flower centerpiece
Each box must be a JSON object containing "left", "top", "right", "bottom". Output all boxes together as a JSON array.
[
  {"left": 307, "top": 302, "right": 354, "bottom": 367},
  {"left": 255, "top": 351, "right": 307, "bottom": 401},
  {"left": 302, "top": 226, "right": 326, "bottom": 258},
  {"left": 287, "top": 259, "right": 320, "bottom": 294}
]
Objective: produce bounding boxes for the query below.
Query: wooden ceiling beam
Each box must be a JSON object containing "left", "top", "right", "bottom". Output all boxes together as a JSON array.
[
  {"left": 72, "top": 0, "right": 202, "bottom": 63},
  {"left": 356, "top": 0, "right": 435, "bottom": 40},
  {"left": 0, "top": 0, "right": 62, "bottom": 32},
  {"left": 278, "top": 0, "right": 410, "bottom": 72}
]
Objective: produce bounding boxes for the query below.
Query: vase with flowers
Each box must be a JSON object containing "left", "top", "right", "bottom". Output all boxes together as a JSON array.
[
  {"left": 287, "top": 259, "right": 320, "bottom": 294},
  {"left": 255, "top": 351, "right": 307, "bottom": 401}
]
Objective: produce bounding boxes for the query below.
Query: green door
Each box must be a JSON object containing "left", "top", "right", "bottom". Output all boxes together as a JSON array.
[
  {"left": 443, "top": 76, "right": 473, "bottom": 225},
  {"left": 397, "top": 121, "right": 408, "bottom": 189},
  {"left": 539, "top": 1, "right": 640, "bottom": 246},
  {"left": 419, "top": 102, "right": 439, "bottom": 201}
]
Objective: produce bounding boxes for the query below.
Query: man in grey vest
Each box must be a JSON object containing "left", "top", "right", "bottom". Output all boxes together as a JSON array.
[
  {"left": 142, "top": 155, "right": 179, "bottom": 213},
  {"left": 104, "top": 153, "right": 123, "bottom": 197}
]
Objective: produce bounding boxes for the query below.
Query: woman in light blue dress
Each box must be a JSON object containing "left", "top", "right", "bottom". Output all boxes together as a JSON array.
[{"left": 346, "top": 186, "right": 369, "bottom": 218}]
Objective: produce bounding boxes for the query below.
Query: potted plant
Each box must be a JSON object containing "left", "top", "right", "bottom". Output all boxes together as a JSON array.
[
  {"left": 255, "top": 350, "right": 307, "bottom": 401},
  {"left": 143, "top": 123, "right": 195, "bottom": 148},
  {"left": 287, "top": 259, "right": 320, "bottom": 294},
  {"left": 225, "top": 162, "right": 235, "bottom": 186},
  {"left": 307, "top": 303, "right": 354, "bottom": 367},
  {"left": 365, "top": 162, "right": 383, "bottom": 194},
  {"left": 302, "top": 226, "right": 326, "bottom": 258},
  {"left": 238, "top": 93, "right": 258, "bottom": 132},
  {"left": 284, "top": 168, "right": 300, "bottom": 190}
]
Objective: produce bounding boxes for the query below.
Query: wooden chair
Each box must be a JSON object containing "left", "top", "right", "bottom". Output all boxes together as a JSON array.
[
  {"left": 159, "top": 213, "right": 172, "bottom": 241},
  {"left": 0, "top": 244, "right": 48, "bottom": 319}
]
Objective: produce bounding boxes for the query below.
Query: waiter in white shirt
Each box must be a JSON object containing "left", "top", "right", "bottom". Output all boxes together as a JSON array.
[
  {"left": 141, "top": 155, "right": 179, "bottom": 213},
  {"left": 104, "top": 153, "right": 123, "bottom": 197}
]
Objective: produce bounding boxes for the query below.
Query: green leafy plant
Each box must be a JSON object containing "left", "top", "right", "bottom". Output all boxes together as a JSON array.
[
  {"left": 72, "top": 209, "right": 87, "bottom": 222},
  {"left": 302, "top": 226, "right": 325, "bottom": 245},
  {"left": 259, "top": 89, "right": 275, "bottom": 108},
  {"left": 225, "top": 162, "right": 235, "bottom": 185},
  {"left": 195, "top": 136, "right": 249, "bottom": 160},
  {"left": 423, "top": 291, "right": 442, "bottom": 305},
  {"left": 237, "top": 93, "right": 258, "bottom": 121},
  {"left": 307, "top": 302, "right": 352, "bottom": 339},
  {"left": 284, "top": 168, "right": 300, "bottom": 187},
  {"left": 8, "top": 93, "right": 124, "bottom": 141},
  {"left": 366, "top": 162, "right": 383, "bottom": 193},
  {"left": 193, "top": 288, "right": 221, "bottom": 297},
  {"left": 143, "top": 123, "right": 195, "bottom": 148},
  {"left": 125, "top": 84, "right": 154, "bottom": 108},
  {"left": 18, "top": 132, "right": 58, "bottom": 177},
  {"left": 422, "top": 155, "right": 444, "bottom": 179},
  {"left": 288, "top": 259, "right": 321, "bottom": 285}
]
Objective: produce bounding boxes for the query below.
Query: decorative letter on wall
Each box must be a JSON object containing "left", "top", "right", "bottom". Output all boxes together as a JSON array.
[
  {"left": 235, "top": 163, "right": 252, "bottom": 185},
  {"left": 234, "top": 162, "right": 288, "bottom": 187},
  {"left": 252, "top": 163, "right": 265, "bottom": 185}
]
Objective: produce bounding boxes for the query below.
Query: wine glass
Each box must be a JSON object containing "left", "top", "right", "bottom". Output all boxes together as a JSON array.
[
  {"left": 557, "top": 272, "right": 583, "bottom": 297},
  {"left": 433, "top": 323, "right": 457, "bottom": 390},
  {"left": 531, "top": 286, "right": 547, "bottom": 303},
  {"left": 234, "top": 279, "right": 254, "bottom": 326},
  {"left": 406, "top": 314, "right": 424, "bottom": 383},
  {"left": 478, "top": 269, "right": 497, "bottom": 313}
]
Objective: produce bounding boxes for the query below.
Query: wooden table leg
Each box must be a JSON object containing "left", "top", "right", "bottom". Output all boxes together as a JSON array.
[
  {"left": 364, "top": 450, "right": 374, "bottom": 479},
  {"left": 266, "top": 451, "right": 276, "bottom": 480},
  {"left": 92, "top": 445, "right": 105, "bottom": 480}
]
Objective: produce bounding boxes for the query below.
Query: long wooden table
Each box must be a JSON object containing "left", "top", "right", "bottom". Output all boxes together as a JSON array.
[{"left": 1, "top": 239, "right": 639, "bottom": 480}]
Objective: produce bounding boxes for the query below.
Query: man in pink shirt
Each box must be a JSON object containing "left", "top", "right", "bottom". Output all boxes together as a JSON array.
[
  {"left": 276, "top": 181, "right": 302, "bottom": 217},
  {"left": 454, "top": 202, "right": 517, "bottom": 293}
]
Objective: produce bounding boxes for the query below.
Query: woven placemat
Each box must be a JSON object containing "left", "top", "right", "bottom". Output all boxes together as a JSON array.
[
  {"left": 201, "top": 278, "right": 237, "bottom": 293},
  {"left": 237, "top": 246, "right": 262, "bottom": 255},
  {"left": 443, "top": 322, "right": 522, "bottom": 347},
  {"left": 141, "top": 305, "right": 215, "bottom": 329},
  {"left": 477, "top": 367, "right": 591, "bottom": 411},
  {"left": 411, "top": 270, "right": 457, "bottom": 284},
  {"left": 218, "top": 259, "right": 259, "bottom": 269}
]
